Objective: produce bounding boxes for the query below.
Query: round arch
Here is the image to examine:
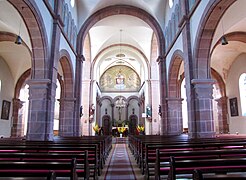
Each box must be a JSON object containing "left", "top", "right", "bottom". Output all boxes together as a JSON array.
[
  {"left": 8, "top": 0, "right": 48, "bottom": 78},
  {"left": 193, "top": 0, "right": 236, "bottom": 79},
  {"left": 168, "top": 50, "right": 185, "bottom": 98},
  {"left": 76, "top": 5, "right": 165, "bottom": 57},
  {"left": 59, "top": 49, "right": 74, "bottom": 97}
]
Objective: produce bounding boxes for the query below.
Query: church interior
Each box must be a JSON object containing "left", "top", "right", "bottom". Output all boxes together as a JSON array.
[{"left": 1, "top": 0, "right": 246, "bottom": 179}]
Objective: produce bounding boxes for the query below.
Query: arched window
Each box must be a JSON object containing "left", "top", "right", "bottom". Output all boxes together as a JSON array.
[
  {"left": 67, "top": 12, "right": 72, "bottom": 39},
  {"left": 63, "top": 4, "right": 69, "bottom": 34},
  {"left": 181, "top": 79, "right": 188, "bottom": 130},
  {"left": 73, "top": 26, "right": 77, "bottom": 49},
  {"left": 175, "top": 5, "right": 179, "bottom": 33},
  {"left": 239, "top": 73, "right": 246, "bottom": 116},
  {"left": 169, "top": 0, "right": 173, "bottom": 8},
  {"left": 19, "top": 84, "right": 29, "bottom": 136},
  {"left": 54, "top": 79, "right": 61, "bottom": 134},
  {"left": 70, "top": 0, "right": 75, "bottom": 7}
]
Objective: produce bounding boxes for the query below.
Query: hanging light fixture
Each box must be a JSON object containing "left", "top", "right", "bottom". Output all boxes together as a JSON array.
[
  {"left": 15, "top": 19, "right": 22, "bottom": 45},
  {"left": 220, "top": 7, "right": 228, "bottom": 45}
]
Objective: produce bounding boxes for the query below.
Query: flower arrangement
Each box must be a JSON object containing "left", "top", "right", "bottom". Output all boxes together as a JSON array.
[
  {"left": 137, "top": 125, "right": 145, "bottom": 133},
  {"left": 93, "top": 124, "right": 100, "bottom": 134},
  {"left": 118, "top": 127, "right": 126, "bottom": 134}
]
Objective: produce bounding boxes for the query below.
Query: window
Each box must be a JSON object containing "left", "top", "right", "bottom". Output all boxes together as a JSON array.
[
  {"left": 169, "top": 0, "right": 173, "bottom": 8},
  {"left": 70, "top": 0, "right": 75, "bottom": 7},
  {"left": 239, "top": 73, "right": 246, "bottom": 116},
  {"left": 54, "top": 79, "right": 61, "bottom": 131}
]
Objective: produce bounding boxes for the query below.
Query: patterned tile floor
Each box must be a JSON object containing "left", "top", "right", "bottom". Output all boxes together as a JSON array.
[{"left": 99, "top": 137, "right": 144, "bottom": 180}]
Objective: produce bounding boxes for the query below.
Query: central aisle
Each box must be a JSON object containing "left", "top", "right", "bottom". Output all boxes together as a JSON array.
[{"left": 100, "top": 137, "right": 144, "bottom": 180}]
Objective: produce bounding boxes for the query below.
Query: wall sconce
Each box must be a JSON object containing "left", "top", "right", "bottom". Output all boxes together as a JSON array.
[
  {"left": 158, "top": 105, "right": 162, "bottom": 117},
  {"left": 15, "top": 19, "right": 22, "bottom": 45}
]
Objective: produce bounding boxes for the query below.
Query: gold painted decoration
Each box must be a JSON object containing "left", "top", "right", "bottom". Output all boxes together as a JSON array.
[{"left": 99, "top": 65, "right": 141, "bottom": 91}]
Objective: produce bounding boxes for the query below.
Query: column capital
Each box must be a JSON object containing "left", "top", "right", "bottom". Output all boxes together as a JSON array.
[
  {"left": 191, "top": 79, "right": 215, "bottom": 85},
  {"left": 27, "top": 79, "right": 51, "bottom": 85},
  {"left": 77, "top": 54, "right": 85, "bottom": 62},
  {"left": 166, "top": 97, "right": 183, "bottom": 102},
  {"left": 156, "top": 55, "right": 166, "bottom": 64}
]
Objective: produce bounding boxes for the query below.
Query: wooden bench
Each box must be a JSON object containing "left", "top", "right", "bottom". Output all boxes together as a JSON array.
[
  {"left": 0, "top": 158, "right": 82, "bottom": 180},
  {"left": 168, "top": 156, "right": 246, "bottom": 180},
  {"left": 0, "top": 143, "right": 99, "bottom": 179},
  {"left": 0, "top": 147, "right": 90, "bottom": 179},
  {"left": 193, "top": 169, "right": 246, "bottom": 180},
  {"left": 155, "top": 148, "right": 246, "bottom": 180},
  {"left": 144, "top": 140, "right": 246, "bottom": 179},
  {"left": 0, "top": 171, "right": 56, "bottom": 180}
]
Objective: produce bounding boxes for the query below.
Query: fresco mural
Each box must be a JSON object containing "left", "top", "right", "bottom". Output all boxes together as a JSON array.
[{"left": 99, "top": 65, "right": 141, "bottom": 91}]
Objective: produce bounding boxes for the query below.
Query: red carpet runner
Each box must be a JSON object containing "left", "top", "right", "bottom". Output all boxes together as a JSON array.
[{"left": 104, "top": 142, "right": 136, "bottom": 180}]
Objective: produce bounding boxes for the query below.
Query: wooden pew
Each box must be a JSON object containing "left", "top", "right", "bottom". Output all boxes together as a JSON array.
[
  {"left": 144, "top": 140, "right": 246, "bottom": 179},
  {"left": 158, "top": 153, "right": 246, "bottom": 180},
  {"left": 0, "top": 151, "right": 89, "bottom": 180},
  {"left": 168, "top": 156, "right": 246, "bottom": 180},
  {"left": 0, "top": 145, "right": 93, "bottom": 179},
  {"left": 0, "top": 171, "right": 56, "bottom": 180},
  {"left": 193, "top": 169, "right": 246, "bottom": 180},
  {"left": 0, "top": 158, "right": 81, "bottom": 180}
]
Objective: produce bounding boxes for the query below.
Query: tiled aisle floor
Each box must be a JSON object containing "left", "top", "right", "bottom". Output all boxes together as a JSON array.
[{"left": 99, "top": 138, "right": 144, "bottom": 180}]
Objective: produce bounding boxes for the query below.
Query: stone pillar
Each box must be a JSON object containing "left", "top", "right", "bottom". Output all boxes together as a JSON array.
[
  {"left": 26, "top": 79, "right": 53, "bottom": 141},
  {"left": 157, "top": 56, "right": 168, "bottom": 135},
  {"left": 59, "top": 97, "right": 76, "bottom": 136},
  {"left": 166, "top": 98, "right": 183, "bottom": 135},
  {"left": 138, "top": 102, "right": 142, "bottom": 125},
  {"left": 81, "top": 80, "right": 91, "bottom": 135},
  {"left": 11, "top": 98, "right": 24, "bottom": 137},
  {"left": 73, "top": 55, "right": 84, "bottom": 136},
  {"left": 179, "top": 0, "right": 197, "bottom": 139},
  {"left": 215, "top": 96, "right": 229, "bottom": 133},
  {"left": 149, "top": 79, "right": 160, "bottom": 135},
  {"left": 190, "top": 79, "right": 216, "bottom": 138},
  {"left": 111, "top": 103, "right": 115, "bottom": 126}
]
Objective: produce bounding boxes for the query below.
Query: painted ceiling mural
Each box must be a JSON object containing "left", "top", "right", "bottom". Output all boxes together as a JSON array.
[{"left": 99, "top": 65, "right": 141, "bottom": 92}]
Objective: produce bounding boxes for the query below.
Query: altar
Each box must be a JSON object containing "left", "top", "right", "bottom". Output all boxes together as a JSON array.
[{"left": 112, "top": 126, "right": 128, "bottom": 137}]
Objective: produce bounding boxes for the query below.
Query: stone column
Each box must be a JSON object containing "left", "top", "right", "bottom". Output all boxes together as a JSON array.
[
  {"left": 81, "top": 80, "right": 91, "bottom": 135},
  {"left": 59, "top": 97, "right": 76, "bottom": 136},
  {"left": 11, "top": 98, "right": 24, "bottom": 137},
  {"left": 73, "top": 55, "right": 84, "bottom": 136},
  {"left": 26, "top": 79, "right": 53, "bottom": 141},
  {"left": 166, "top": 98, "right": 183, "bottom": 135},
  {"left": 111, "top": 103, "right": 115, "bottom": 126},
  {"left": 191, "top": 79, "right": 216, "bottom": 138},
  {"left": 215, "top": 96, "right": 229, "bottom": 133},
  {"left": 157, "top": 56, "right": 168, "bottom": 135},
  {"left": 149, "top": 79, "right": 160, "bottom": 135}
]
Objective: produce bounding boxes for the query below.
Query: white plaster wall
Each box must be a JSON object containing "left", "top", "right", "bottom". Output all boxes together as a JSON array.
[
  {"left": 190, "top": 0, "right": 209, "bottom": 51},
  {"left": 165, "top": 34, "right": 183, "bottom": 77},
  {"left": 35, "top": 0, "right": 53, "bottom": 51},
  {"left": 212, "top": 0, "right": 246, "bottom": 49},
  {"left": 65, "top": 0, "right": 78, "bottom": 27},
  {"left": 227, "top": 53, "right": 246, "bottom": 134},
  {"left": 0, "top": 57, "right": 14, "bottom": 137},
  {"left": 59, "top": 35, "right": 76, "bottom": 78}
]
